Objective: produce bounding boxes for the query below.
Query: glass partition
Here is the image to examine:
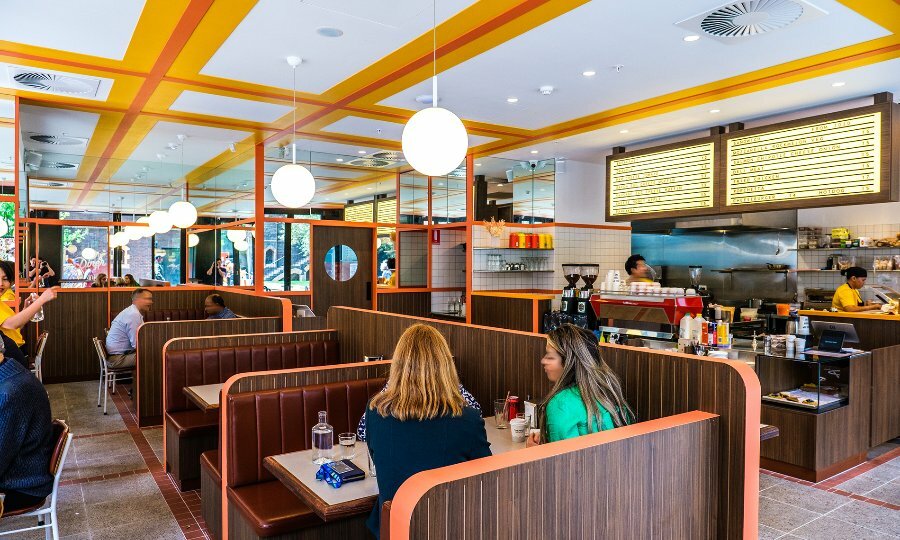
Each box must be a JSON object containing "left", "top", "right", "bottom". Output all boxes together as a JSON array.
[
  {"left": 399, "top": 172, "right": 427, "bottom": 224},
  {"left": 61, "top": 225, "right": 109, "bottom": 287},
  {"left": 473, "top": 157, "right": 555, "bottom": 223},
  {"left": 154, "top": 229, "right": 182, "bottom": 284},
  {"left": 432, "top": 162, "right": 466, "bottom": 223}
]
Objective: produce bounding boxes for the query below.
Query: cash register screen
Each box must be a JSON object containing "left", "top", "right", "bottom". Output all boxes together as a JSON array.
[{"left": 818, "top": 330, "right": 845, "bottom": 352}]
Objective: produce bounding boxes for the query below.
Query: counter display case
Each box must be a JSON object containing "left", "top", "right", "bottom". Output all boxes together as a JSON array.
[{"left": 757, "top": 352, "right": 851, "bottom": 413}]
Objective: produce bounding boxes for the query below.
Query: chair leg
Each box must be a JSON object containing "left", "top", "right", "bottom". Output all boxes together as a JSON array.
[
  {"left": 49, "top": 508, "right": 58, "bottom": 540},
  {"left": 97, "top": 370, "right": 103, "bottom": 407},
  {"left": 111, "top": 373, "right": 116, "bottom": 394},
  {"left": 103, "top": 373, "right": 109, "bottom": 415}
]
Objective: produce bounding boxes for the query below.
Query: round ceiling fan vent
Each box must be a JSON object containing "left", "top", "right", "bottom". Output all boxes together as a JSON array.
[
  {"left": 13, "top": 72, "right": 97, "bottom": 95},
  {"left": 371, "top": 151, "right": 405, "bottom": 161},
  {"left": 700, "top": 0, "right": 804, "bottom": 37},
  {"left": 28, "top": 134, "right": 86, "bottom": 146}
]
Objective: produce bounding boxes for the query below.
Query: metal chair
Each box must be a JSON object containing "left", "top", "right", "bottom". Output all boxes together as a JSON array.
[
  {"left": 91, "top": 337, "right": 133, "bottom": 415},
  {"left": 0, "top": 419, "right": 72, "bottom": 540},
  {"left": 30, "top": 332, "right": 49, "bottom": 382}
]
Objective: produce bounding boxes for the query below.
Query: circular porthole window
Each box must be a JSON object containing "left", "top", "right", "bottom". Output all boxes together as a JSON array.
[{"left": 325, "top": 245, "right": 358, "bottom": 282}]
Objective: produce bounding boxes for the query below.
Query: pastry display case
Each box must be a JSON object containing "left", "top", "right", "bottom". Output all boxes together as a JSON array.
[{"left": 755, "top": 352, "right": 858, "bottom": 413}]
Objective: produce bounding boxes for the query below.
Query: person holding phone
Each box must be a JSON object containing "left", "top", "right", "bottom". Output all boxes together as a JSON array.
[{"left": 207, "top": 258, "right": 227, "bottom": 285}]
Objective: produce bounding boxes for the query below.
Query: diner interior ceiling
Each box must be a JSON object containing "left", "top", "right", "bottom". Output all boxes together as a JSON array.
[{"left": 0, "top": 0, "right": 897, "bottom": 215}]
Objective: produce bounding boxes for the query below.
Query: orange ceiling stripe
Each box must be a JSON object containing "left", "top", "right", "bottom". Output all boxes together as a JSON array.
[{"left": 74, "top": 0, "right": 215, "bottom": 207}]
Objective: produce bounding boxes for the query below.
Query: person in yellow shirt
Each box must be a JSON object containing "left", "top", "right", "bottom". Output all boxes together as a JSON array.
[
  {"left": 833, "top": 267, "right": 880, "bottom": 312},
  {"left": 386, "top": 257, "right": 397, "bottom": 287},
  {"left": 0, "top": 261, "right": 58, "bottom": 367},
  {"left": 625, "top": 254, "right": 654, "bottom": 284}
]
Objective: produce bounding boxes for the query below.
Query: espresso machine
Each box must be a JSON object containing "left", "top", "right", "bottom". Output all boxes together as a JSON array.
[
  {"left": 560, "top": 264, "right": 581, "bottom": 315},
  {"left": 689, "top": 265, "right": 713, "bottom": 307},
  {"left": 574, "top": 264, "right": 600, "bottom": 328},
  {"left": 550, "top": 264, "right": 599, "bottom": 331}
]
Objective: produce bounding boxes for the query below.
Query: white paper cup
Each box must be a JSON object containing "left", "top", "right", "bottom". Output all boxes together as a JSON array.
[{"left": 510, "top": 419, "right": 528, "bottom": 443}]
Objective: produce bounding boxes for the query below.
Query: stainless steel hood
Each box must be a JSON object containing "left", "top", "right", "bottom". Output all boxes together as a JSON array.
[{"left": 632, "top": 210, "right": 797, "bottom": 234}]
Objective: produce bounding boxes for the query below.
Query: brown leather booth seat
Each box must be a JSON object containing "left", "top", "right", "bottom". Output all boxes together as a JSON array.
[
  {"left": 165, "top": 341, "right": 340, "bottom": 491},
  {"left": 226, "top": 378, "right": 385, "bottom": 538},
  {"left": 144, "top": 308, "right": 207, "bottom": 322}
]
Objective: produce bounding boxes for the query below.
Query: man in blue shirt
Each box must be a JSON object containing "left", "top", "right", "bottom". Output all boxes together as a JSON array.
[
  {"left": 105, "top": 288, "right": 153, "bottom": 368},
  {"left": 0, "top": 347, "right": 53, "bottom": 513},
  {"left": 204, "top": 294, "right": 236, "bottom": 319}
]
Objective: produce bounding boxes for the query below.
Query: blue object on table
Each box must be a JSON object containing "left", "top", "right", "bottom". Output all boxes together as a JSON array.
[{"left": 315, "top": 459, "right": 366, "bottom": 488}]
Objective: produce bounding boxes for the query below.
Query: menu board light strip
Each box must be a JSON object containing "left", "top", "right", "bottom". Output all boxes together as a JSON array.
[
  {"left": 609, "top": 141, "right": 715, "bottom": 217},
  {"left": 726, "top": 112, "right": 881, "bottom": 206}
]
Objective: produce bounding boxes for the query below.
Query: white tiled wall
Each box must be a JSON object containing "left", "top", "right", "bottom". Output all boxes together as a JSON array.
[
  {"left": 431, "top": 229, "right": 466, "bottom": 288},
  {"left": 398, "top": 230, "right": 427, "bottom": 287},
  {"left": 470, "top": 225, "right": 631, "bottom": 297},
  {"left": 796, "top": 223, "right": 900, "bottom": 301}
]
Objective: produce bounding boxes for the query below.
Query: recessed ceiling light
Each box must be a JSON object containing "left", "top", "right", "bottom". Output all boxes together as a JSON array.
[
  {"left": 582, "top": 70, "right": 596, "bottom": 77},
  {"left": 506, "top": 97, "right": 518, "bottom": 103},
  {"left": 683, "top": 35, "right": 700, "bottom": 42},
  {"left": 832, "top": 81, "right": 846, "bottom": 87},
  {"left": 336, "top": 158, "right": 344, "bottom": 162},
  {"left": 316, "top": 27, "right": 344, "bottom": 38},
  {"left": 530, "top": 150, "right": 539, "bottom": 154},
  {"left": 358, "top": 150, "right": 367, "bottom": 154},
  {"left": 709, "top": 109, "right": 721, "bottom": 114},
  {"left": 619, "top": 129, "right": 629, "bottom": 134},
  {"left": 366, "top": 187, "right": 373, "bottom": 190},
  {"left": 438, "top": 182, "right": 444, "bottom": 186},
  {"left": 475, "top": 163, "right": 482, "bottom": 167}
]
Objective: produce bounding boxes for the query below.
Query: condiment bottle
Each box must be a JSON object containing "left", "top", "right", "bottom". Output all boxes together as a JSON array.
[
  {"left": 509, "top": 233, "right": 518, "bottom": 248},
  {"left": 507, "top": 396, "right": 520, "bottom": 421}
]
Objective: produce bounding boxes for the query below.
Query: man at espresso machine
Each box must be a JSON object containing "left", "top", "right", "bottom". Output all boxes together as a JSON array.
[{"left": 625, "top": 254, "right": 655, "bottom": 284}]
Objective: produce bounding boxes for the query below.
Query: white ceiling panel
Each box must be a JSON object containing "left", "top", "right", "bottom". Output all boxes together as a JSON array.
[
  {"left": 20, "top": 105, "right": 100, "bottom": 156},
  {"left": 0, "top": 98, "right": 13, "bottom": 119},
  {"left": 379, "top": 0, "right": 889, "bottom": 129},
  {"left": 0, "top": 0, "right": 145, "bottom": 60},
  {"left": 493, "top": 57, "right": 900, "bottom": 164},
  {"left": 321, "top": 115, "right": 498, "bottom": 147},
  {"left": 0, "top": 126, "right": 13, "bottom": 169},
  {"left": 200, "top": 0, "right": 478, "bottom": 94},
  {"left": 170, "top": 90, "right": 293, "bottom": 123}
]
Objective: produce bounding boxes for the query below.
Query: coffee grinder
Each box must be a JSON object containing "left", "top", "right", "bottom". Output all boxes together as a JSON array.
[
  {"left": 574, "top": 264, "right": 600, "bottom": 329},
  {"left": 689, "top": 265, "right": 713, "bottom": 307},
  {"left": 561, "top": 264, "right": 581, "bottom": 315}
]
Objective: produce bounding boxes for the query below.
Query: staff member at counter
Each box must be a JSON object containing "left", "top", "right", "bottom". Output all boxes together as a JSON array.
[
  {"left": 833, "top": 267, "right": 881, "bottom": 313},
  {"left": 625, "top": 254, "right": 653, "bottom": 284}
]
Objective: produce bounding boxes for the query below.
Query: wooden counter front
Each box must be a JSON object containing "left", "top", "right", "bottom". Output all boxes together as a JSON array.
[{"left": 470, "top": 291, "right": 553, "bottom": 333}]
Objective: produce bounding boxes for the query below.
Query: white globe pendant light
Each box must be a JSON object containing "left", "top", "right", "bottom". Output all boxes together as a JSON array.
[
  {"left": 109, "top": 233, "right": 120, "bottom": 249},
  {"left": 149, "top": 210, "right": 173, "bottom": 235},
  {"left": 137, "top": 216, "right": 154, "bottom": 238},
  {"left": 188, "top": 233, "right": 200, "bottom": 247},
  {"left": 401, "top": 2, "right": 468, "bottom": 177},
  {"left": 226, "top": 229, "right": 246, "bottom": 243},
  {"left": 233, "top": 239, "right": 249, "bottom": 252},
  {"left": 271, "top": 56, "right": 316, "bottom": 208},
  {"left": 82, "top": 247, "right": 98, "bottom": 261},
  {"left": 169, "top": 200, "right": 197, "bottom": 229},
  {"left": 113, "top": 231, "right": 129, "bottom": 248},
  {"left": 125, "top": 225, "right": 144, "bottom": 241}
]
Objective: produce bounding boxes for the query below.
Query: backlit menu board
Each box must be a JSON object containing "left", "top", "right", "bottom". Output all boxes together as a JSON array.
[
  {"left": 608, "top": 142, "right": 715, "bottom": 217},
  {"left": 726, "top": 112, "right": 881, "bottom": 206}
]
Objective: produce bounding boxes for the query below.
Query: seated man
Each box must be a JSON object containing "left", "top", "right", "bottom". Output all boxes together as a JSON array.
[
  {"left": 105, "top": 288, "right": 153, "bottom": 368},
  {"left": 204, "top": 294, "right": 236, "bottom": 320},
  {"left": 0, "top": 345, "right": 53, "bottom": 513}
]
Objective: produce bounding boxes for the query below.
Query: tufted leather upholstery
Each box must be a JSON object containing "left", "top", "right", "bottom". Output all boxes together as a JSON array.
[
  {"left": 144, "top": 308, "right": 207, "bottom": 322},
  {"left": 165, "top": 341, "right": 340, "bottom": 414},
  {"left": 224, "top": 378, "right": 384, "bottom": 537},
  {"left": 226, "top": 378, "right": 384, "bottom": 488}
]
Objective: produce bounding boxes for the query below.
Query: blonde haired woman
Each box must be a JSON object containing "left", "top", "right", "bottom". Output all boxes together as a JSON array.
[
  {"left": 528, "top": 324, "right": 633, "bottom": 446},
  {"left": 365, "top": 324, "right": 490, "bottom": 538}
]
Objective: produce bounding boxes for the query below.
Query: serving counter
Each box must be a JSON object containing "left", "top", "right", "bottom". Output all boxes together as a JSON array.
[
  {"left": 470, "top": 291, "right": 554, "bottom": 333},
  {"left": 798, "top": 310, "right": 900, "bottom": 448}
]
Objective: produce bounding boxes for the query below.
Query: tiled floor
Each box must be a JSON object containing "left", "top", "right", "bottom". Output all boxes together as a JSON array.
[{"left": 0, "top": 380, "right": 896, "bottom": 539}]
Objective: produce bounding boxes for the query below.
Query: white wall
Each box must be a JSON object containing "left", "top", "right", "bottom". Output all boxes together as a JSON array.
[
  {"left": 798, "top": 202, "right": 900, "bottom": 227},
  {"left": 555, "top": 159, "right": 626, "bottom": 225}
]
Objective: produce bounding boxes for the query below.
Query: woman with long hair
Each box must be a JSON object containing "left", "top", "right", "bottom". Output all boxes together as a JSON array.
[
  {"left": 528, "top": 324, "right": 633, "bottom": 446},
  {"left": 365, "top": 324, "right": 490, "bottom": 538}
]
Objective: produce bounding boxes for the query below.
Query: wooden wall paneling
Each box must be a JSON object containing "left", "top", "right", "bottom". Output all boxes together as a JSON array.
[
  {"left": 40, "top": 290, "right": 108, "bottom": 382},
  {"left": 292, "top": 316, "right": 329, "bottom": 331},
  {"left": 165, "top": 330, "right": 340, "bottom": 354},
  {"left": 397, "top": 413, "right": 720, "bottom": 540},
  {"left": 136, "top": 317, "right": 281, "bottom": 426},
  {"left": 871, "top": 344, "right": 900, "bottom": 446},
  {"left": 376, "top": 292, "right": 431, "bottom": 318},
  {"left": 110, "top": 287, "right": 213, "bottom": 319},
  {"left": 470, "top": 294, "right": 533, "bottom": 332},
  {"left": 214, "top": 289, "right": 286, "bottom": 318},
  {"left": 226, "top": 360, "right": 391, "bottom": 395},
  {"left": 803, "top": 314, "right": 900, "bottom": 350}
]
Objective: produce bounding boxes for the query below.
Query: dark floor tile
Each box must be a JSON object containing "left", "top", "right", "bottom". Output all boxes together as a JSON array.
[{"left": 77, "top": 450, "right": 146, "bottom": 478}]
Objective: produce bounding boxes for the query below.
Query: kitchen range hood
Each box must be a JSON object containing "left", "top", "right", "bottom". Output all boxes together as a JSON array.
[{"left": 631, "top": 210, "right": 797, "bottom": 234}]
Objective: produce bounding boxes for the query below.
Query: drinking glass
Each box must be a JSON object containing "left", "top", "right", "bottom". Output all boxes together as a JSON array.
[
  {"left": 494, "top": 399, "right": 509, "bottom": 429},
  {"left": 338, "top": 432, "right": 357, "bottom": 460},
  {"left": 367, "top": 447, "right": 377, "bottom": 478},
  {"left": 516, "top": 413, "right": 532, "bottom": 429}
]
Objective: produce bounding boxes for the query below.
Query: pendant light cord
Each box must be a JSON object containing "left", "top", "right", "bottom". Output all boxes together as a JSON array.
[
  {"left": 432, "top": 0, "right": 437, "bottom": 107},
  {"left": 292, "top": 64, "right": 297, "bottom": 165}
]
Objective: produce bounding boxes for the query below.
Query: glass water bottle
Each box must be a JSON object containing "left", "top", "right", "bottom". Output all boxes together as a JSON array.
[
  {"left": 311, "top": 410, "right": 334, "bottom": 465},
  {"left": 30, "top": 293, "right": 44, "bottom": 323}
]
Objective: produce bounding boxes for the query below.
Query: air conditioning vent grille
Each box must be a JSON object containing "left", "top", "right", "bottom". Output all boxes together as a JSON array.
[
  {"left": 42, "top": 161, "right": 78, "bottom": 170},
  {"left": 675, "top": 0, "right": 826, "bottom": 43},
  {"left": 28, "top": 133, "right": 88, "bottom": 146}
]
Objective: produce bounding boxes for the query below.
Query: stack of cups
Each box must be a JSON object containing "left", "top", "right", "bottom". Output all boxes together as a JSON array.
[{"left": 510, "top": 415, "right": 530, "bottom": 443}]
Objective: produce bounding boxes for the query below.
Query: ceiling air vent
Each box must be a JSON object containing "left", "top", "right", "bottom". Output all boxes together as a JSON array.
[
  {"left": 30, "top": 180, "right": 71, "bottom": 187},
  {"left": 370, "top": 151, "right": 405, "bottom": 161},
  {"left": 7, "top": 66, "right": 101, "bottom": 97},
  {"left": 675, "top": 0, "right": 827, "bottom": 43},
  {"left": 27, "top": 133, "right": 88, "bottom": 146},
  {"left": 41, "top": 161, "right": 78, "bottom": 170},
  {"left": 347, "top": 158, "right": 393, "bottom": 168}
]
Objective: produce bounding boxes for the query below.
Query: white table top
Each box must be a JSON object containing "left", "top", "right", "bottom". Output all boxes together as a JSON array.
[
  {"left": 183, "top": 383, "right": 224, "bottom": 410},
  {"left": 265, "top": 418, "right": 526, "bottom": 520}
]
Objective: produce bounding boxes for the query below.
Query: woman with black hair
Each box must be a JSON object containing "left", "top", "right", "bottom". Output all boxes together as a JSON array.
[{"left": 833, "top": 266, "right": 881, "bottom": 312}]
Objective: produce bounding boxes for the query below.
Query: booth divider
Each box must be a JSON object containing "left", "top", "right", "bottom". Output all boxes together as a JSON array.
[
  {"left": 324, "top": 307, "right": 760, "bottom": 539},
  {"left": 391, "top": 411, "right": 721, "bottom": 540},
  {"left": 136, "top": 317, "right": 280, "bottom": 427}
]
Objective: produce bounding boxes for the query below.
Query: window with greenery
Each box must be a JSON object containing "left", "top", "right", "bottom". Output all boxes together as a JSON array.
[
  {"left": 0, "top": 202, "right": 14, "bottom": 263},
  {"left": 263, "top": 222, "right": 286, "bottom": 291},
  {"left": 61, "top": 226, "right": 108, "bottom": 287},
  {"left": 289, "top": 223, "right": 310, "bottom": 290}
]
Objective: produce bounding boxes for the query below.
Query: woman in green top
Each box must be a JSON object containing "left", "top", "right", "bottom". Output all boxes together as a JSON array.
[{"left": 527, "top": 324, "right": 633, "bottom": 446}]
